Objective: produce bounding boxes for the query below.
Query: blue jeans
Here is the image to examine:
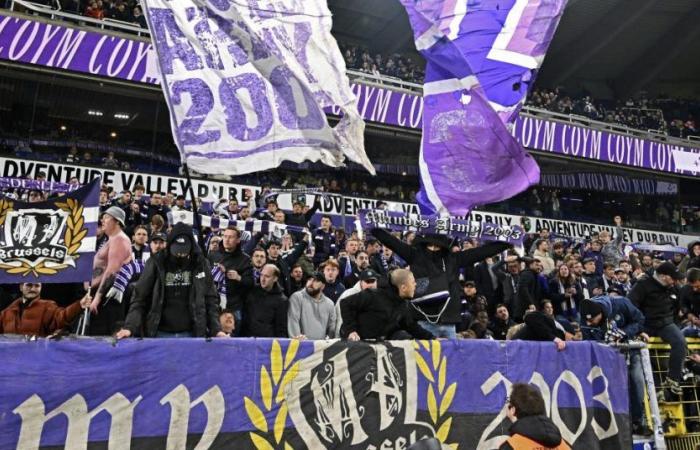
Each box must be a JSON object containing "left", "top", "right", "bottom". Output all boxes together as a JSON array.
[
  {"left": 418, "top": 321, "right": 457, "bottom": 339},
  {"left": 628, "top": 350, "right": 645, "bottom": 423},
  {"left": 156, "top": 331, "right": 194, "bottom": 338},
  {"left": 648, "top": 323, "right": 687, "bottom": 382}
]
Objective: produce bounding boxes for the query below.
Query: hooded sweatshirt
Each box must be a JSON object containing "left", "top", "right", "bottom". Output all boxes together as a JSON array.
[{"left": 587, "top": 295, "right": 645, "bottom": 339}]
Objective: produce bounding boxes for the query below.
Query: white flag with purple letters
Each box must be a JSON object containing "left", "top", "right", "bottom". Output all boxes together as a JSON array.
[{"left": 143, "top": 0, "right": 375, "bottom": 175}]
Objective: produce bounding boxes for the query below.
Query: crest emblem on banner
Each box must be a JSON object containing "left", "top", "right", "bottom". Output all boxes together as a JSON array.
[
  {"left": 0, "top": 198, "right": 87, "bottom": 277},
  {"left": 284, "top": 341, "right": 438, "bottom": 449}
]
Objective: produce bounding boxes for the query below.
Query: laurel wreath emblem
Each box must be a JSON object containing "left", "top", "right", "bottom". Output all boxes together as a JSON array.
[
  {"left": 245, "top": 339, "right": 301, "bottom": 450},
  {"left": 414, "top": 340, "right": 459, "bottom": 449},
  {"left": 0, "top": 198, "right": 86, "bottom": 277},
  {"left": 0, "top": 197, "right": 13, "bottom": 227}
]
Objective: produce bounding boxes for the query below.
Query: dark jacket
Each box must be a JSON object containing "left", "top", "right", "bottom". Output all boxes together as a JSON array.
[
  {"left": 681, "top": 284, "right": 700, "bottom": 319},
  {"left": 209, "top": 242, "right": 252, "bottom": 311},
  {"left": 489, "top": 317, "right": 515, "bottom": 340},
  {"left": 548, "top": 276, "right": 584, "bottom": 320},
  {"left": 512, "top": 311, "right": 565, "bottom": 342},
  {"left": 372, "top": 228, "right": 511, "bottom": 324},
  {"left": 268, "top": 241, "right": 307, "bottom": 297},
  {"left": 312, "top": 228, "right": 337, "bottom": 265},
  {"left": 285, "top": 199, "right": 319, "bottom": 228},
  {"left": 125, "top": 223, "right": 221, "bottom": 337},
  {"left": 499, "top": 415, "right": 570, "bottom": 450},
  {"left": 582, "top": 295, "right": 645, "bottom": 341},
  {"left": 628, "top": 274, "right": 678, "bottom": 329},
  {"left": 513, "top": 269, "right": 543, "bottom": 322},
  {"left": 243, "top": 283, "right": 288, "bottom": 337},
  {"left": 474, "top": 260, "right": 505, "bottom": 309},
  {"left": 339, "top": 283, "right": 435, "bottom": 340}
]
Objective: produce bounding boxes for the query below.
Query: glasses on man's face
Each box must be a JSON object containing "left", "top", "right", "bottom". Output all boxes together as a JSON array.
[{"left": 24, "top": 283, "right": 41, "bottom": 288}]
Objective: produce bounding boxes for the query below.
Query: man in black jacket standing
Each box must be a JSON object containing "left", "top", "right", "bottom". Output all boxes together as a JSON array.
[
  {"left": 340, "top": 268, "right": 434, "bottom": 341},
  {"left": 243, "top": 264, "right": 288, "bottom": 337},
  {"left": 209, "top": 226, "right": 252, "bottom": 334},
  {"left": 371, "top": 229, "right": 511, "bottom": 339},
  {"left": 513, "top": 257, "right": 544, "bottom": 323},
  {"left": 628, "top": 261, "right": 686, "bottom": 396},
  {"left": 116, "top": 223, "right": 225, "bottom": 339}
]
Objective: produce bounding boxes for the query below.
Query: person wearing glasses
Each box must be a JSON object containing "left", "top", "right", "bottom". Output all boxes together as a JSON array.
[{"left": 0, "top": 282, "right": 91, "bottom": 336}]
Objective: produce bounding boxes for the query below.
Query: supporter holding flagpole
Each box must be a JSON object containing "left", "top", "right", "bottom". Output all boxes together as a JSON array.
[{"left": 84, "top": 206, "right": 133, "bottom": 335}]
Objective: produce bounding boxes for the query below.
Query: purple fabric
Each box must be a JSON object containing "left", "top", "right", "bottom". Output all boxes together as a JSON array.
[
  {"left": 359, "top": 209, "right": 525, "bottom": 245},
  {"left": 401, "top": 0, "right": 567, "bottom": 215},
  {"left": 1, "top": 12, "right": 698, "bottom": 177},
  {"left": 0, "top": 177, "right": 78, "bottom": 193},
  {"left": 0, "top": 179, "right": 99, "bottom": 284}
]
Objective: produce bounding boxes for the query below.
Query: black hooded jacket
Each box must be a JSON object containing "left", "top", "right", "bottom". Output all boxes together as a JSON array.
[
  {"left": 371, "top": 229, "right": 512, "bottom": 324},
  {"left": 209, "top": 241, "right": 252, "bottom": 311},
  {"left": 499, "top": 415, "right": 569, "bottom": 450},
  {"left": 124, "top": 223, "right": 221, "bottom": 337}
]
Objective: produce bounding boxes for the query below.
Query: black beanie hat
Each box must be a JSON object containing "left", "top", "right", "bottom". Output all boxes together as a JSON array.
[{"left": 580, "top": 299, "right": 604, "bottom": 321}]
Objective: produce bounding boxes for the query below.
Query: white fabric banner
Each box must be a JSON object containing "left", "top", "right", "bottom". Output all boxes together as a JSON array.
[{"left": 142, "top": 0, "right": 374, "bottom": 175}]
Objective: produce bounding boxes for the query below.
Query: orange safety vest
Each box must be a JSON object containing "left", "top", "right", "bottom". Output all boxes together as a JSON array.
[{"left": 505, "top": 434, "right": 571, "bottom": 450}]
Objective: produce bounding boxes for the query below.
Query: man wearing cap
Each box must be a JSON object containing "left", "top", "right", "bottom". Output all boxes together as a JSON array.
[
  {"left": 340, "top": 268, "right": 435, "bottom": 341},
  {"left": 335, "top": 268, "right": 379, "bottom": 336},
  {"left": 0, "top": 282, "right": 91, "bottom": 336},
  {"left": 287, "top": 272, "right": 336, "bottom": 340},
  {"left": 83, "top": 206, "right": 133, "bottom": 335},
  {"left": 116, "top": 223, "right": 225, "bottom": 338},
  {"left": 104, "top": 231, "right": 168, "bottom": 308},
  {"left": 628, "top": 261, "right": 686, "bottom": 396},
  {"left": 171, "top": 194, "right": 189, "bottom": 212},
  {"left": 613, "top": 267, "right": 632, "bottom": 296},
  {"left": 579, "top": 295, "right": 650, "bottom": 435}
]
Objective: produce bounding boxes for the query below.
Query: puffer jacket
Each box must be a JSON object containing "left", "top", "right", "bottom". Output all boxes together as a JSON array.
[{"left": 0, "top": 297, "right": 82, "bottom": 336}]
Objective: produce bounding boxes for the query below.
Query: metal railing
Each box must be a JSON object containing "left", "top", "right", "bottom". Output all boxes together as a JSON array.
[
  {"left": 8, "top": 0, "right": 150, "bottom": 37},
  {"left": 645, "top": 337, "right": 700, "bottom": 450}
]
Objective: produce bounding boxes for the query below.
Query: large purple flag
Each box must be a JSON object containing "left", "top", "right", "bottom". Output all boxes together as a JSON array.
[{"left": 402, "top": 0, "right": 568, "bottom": 215}]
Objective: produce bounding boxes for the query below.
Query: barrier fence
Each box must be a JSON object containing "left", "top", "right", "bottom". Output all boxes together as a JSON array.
[
  {"left": 0, "top": 338, "right": 632, "bottom": 450},
  {"left": 647, "top": 337, "right": 700, "bottom": 450}
]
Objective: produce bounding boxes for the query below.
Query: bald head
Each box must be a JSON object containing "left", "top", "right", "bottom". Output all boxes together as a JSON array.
[{"left": 390, "top": 269, "right": 416, "bottom": 299}]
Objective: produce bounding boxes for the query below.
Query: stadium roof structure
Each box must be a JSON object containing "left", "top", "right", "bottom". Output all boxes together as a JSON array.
[{"left": 328, "top": 0, "right": 700, "bottom": 99}]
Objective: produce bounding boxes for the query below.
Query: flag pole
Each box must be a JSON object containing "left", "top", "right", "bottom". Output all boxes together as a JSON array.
[{"left": 181, "top": 163, "right": 206, "bottom": 253}]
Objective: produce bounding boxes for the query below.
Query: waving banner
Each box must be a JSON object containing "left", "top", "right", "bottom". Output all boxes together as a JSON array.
[
  {"left": 0, "top": 177, "right": 79, "bottom": 194},
  {"left": 0, "top": 338, "right": 629, "bottom": 450},
  {"left": 359, "top": 209, "right": 525, "bottom": 245},
  {"left": 401, "top": 0, "right": 567, "bottom": 216},
  {"left": 142, "top": 0, "right": 374, "bottom": 176},
  {"left": 0, "top": 179, "right": 99, "bottom": 283}
]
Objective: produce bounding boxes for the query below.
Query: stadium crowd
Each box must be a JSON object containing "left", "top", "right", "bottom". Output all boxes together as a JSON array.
[{"left": 1, "top": 175, "right": 700, "bottom": 435}]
